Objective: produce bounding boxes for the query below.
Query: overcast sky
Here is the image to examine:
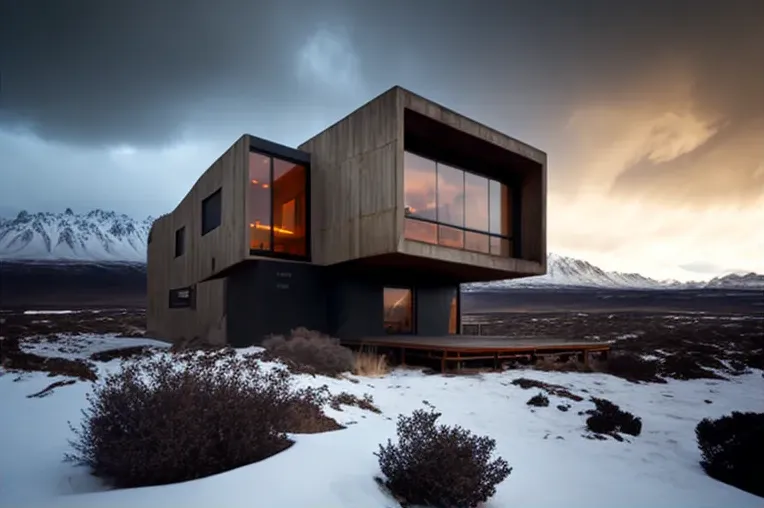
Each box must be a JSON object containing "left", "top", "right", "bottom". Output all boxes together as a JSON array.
[{"left": 1, "top": 0, "right": 762, "bottom": 280}]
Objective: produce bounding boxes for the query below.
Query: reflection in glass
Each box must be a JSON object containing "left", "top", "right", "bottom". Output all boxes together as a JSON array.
[
  {"left": 403, "top": 152, "right": 437, "bottom": 221},
  {"left": 448, "top": 290, "right": 458, "bottom": 334},
  {"left": 248, "top": 152, "right": 271, "bottom": 251},
  {"left": 490, "top": 237, "right": 512, "bottom": 257},
  {"left": 404, "top": 218, "right": 437, "bottom": 244},
  {"left": 465, "top": 231, "right": 490, "bottom": 253},
  {"left": 402, "top": 151, "right": 512, "bottom": 258},
  {"left": 489, "top": 180, "right": 509, "bottom": 237},
  {"left": 438, "top": 225, "right": 464, "bottom": 249},
  {"left": 383, "top": 287, "right": 413, "bottom": 334},
  {"left": 272, "top": 158, "right": 307, "bottom": 256},
  {"left": 436, "top": 163, "right": 464, "bottom": 227},
  {"left": 465, "top": 172, "right": 489, "bottom": 231}
]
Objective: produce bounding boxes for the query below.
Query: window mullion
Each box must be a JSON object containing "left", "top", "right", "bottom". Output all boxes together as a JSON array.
[{"left": 269, "top": 157, "right": 274, "bottom": 252}]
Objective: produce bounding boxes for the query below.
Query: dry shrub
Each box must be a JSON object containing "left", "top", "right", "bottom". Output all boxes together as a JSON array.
[
  {"left": 602, "top": 353, "right": 665, "bottom": 384},
  {"left": 353, "top": 347, "right": 389, "bottom": 377},
  {"left": 263, "top": 327, "right": 354, "bottom": 377},
  {"left": 330, "top": 392, "right": 381, "bottom": 414},
  {"left": 65, "top": 352, "right": 335, "bottom": 488},
  {"left": 696, "top": 411, "right": 764, "bottom": 498},
  {"left": 1, "top": 336, "right": 97, "bottom": 381},
  {"left": 585, "top": 397, "right": 642, "bottom": 437},
  {"left": 660, "top": 354, "right": 727, "bottom": 381},
  {"left": 376, "top": 408, "right": 512, "bottom": 508},
  {"left": 533, "top": 355, "right": 591, "bottom": 373},
  {"left": 527, "top": 393, "right": 550, "bottom": 407},
  {"left": 89, "top": 346, "right": 153, "bottom": 363},
  {"left": 510, "top": 377, "right": 584, "bottom": 402}
]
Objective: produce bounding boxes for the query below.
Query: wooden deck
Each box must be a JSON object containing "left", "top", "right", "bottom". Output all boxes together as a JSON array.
[{"left": 343, "top": 335, "right": 611, "bottom": 372}]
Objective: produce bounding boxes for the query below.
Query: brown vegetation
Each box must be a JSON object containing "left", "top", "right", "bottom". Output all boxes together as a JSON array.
[
  {"left": 376, "top": 408, "right": 512, "bottom": 508},
  {"left": 262, "top": 327, "right": 354, "bottom": 377},
  {"left": 696, "top": 411, "right": 764, "bottom": 498},
  {"left": 1, "top": 336, "right": 97, "bottom": 381},
  {"left": 330, "top": 392, "right": 382, "bottom": 414},
  {"left": 26, "top": 379, "right": 77, "bottom": 398},
  {"left": 1, "top": 309, "right": 146, "bottom": 341},
  {"left": 352, "top": 348, "right": 389, "bottom": 377},
  {"left": 509, "top": 377, "right": 584, "bottom": 402},
  {"left": 90, "top": 346, "right": 153, "bottom": 362},
  {"left": 469, "top": 310, "right": 762, "bottom": 383},
  {"left": 65, "top": 352, "right": 340, "bottom": 488},
  {"left": 584, "top": 397, "right": 643, "bottom": 438}
]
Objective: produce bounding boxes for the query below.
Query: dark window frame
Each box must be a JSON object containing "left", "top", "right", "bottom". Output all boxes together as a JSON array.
[
  {"left": 174, "top": 226, "right": 186, "bottom": 258},
  {"left": 403, "top": 149, "right": 517, "bottom": 257},
  {"left": 247, "top": 148, "right": 312, "bottom": 262},
  {"left": 201, "top": 188, "right": 222, "bottom": 236},
  {"left": 382, "top": 285, "right": 416, "bottom": 335},
  {"left": 169, "top": 285, "right": 196, "bottom": 309}
]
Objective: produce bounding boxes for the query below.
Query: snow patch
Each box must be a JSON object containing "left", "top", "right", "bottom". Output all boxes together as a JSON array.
[{"left": 1, "top": 335, "right": 763, "bottom": 508}]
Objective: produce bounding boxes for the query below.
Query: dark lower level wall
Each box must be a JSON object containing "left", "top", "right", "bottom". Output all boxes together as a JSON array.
[{"left": 225, "top": 259, "right": 460, "bottom": 347}]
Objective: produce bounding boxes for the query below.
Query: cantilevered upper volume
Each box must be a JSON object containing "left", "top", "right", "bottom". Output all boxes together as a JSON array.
[{"left": 147, "top": 85, "right": 547, "bottom": 346}]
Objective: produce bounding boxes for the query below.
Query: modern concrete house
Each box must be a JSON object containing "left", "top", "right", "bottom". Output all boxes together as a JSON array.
[{"left": 146, "top": 86, "right": 547, "bottom": 347}]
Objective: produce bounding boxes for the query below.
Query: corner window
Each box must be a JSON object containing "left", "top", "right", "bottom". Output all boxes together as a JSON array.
[
  {"left": 174, "top": 226, "right": 185, "bottom": 257},
  {"left": 201, "top": 188, "right": 222, "bottom": 236},
  {"left": 247, "top": 151, "right": 309, "bottom": 259}
]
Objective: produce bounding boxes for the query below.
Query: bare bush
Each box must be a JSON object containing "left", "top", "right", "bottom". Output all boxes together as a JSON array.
[
  {"left": 696, "top": 411, "right": 764, "bottom": 498},
  {"left": 65, "top": 352, "right": 336, "bottom": 488},
  {"left": 602, "top": 353, "right": 665, "bottom": 384},
  {"left": 533, "top": 355, "right": 591, "bottom": 373},
  {"left": 263, "top": 327, "right": 354, "bottom": 377},
  {"left": 585, "top": 397, "right": 642, "bottom": 437},
  {"left": 1, "top": 336, "right": 97, "bottom": 381},
  {"left": 527, "top": 393, "right": 550, "bottom": 407},
  {"left": 330, "top": 392, "right": 381, "bottom": 414},
  {"left": 510, "top": 377, "right": 584, "bottom": 402},
  {"left": 376, "top": 408, "right": 512, "bottom": 508}
]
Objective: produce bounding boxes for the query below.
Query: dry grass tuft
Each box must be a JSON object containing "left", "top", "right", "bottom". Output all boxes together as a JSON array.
[{"left": 352, "top": 347, "right": 389, "bottom": 377}]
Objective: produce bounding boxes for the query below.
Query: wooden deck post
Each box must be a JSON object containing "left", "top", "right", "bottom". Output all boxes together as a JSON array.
[{"left": 400, "top": 347, "right": 406, "bottom": 366}]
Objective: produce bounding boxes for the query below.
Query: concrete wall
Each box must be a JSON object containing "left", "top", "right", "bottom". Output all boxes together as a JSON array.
[{"left": 224, "top": 259, "right": 460, "bottom": 346}]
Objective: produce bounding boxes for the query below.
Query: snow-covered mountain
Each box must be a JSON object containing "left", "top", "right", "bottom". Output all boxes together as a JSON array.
[
  {"left": 0, "top": 209, "right": 152, "bottom": 263},
  {"left": 464, "top": 253, "right": 762, "bottom": 292},
  {"left": 704, "top": 272, "right": 764, "bottom": 290},
  {"left": 464, "top": 253, "right": 671, "bottom": 291},
  {"left": 1, "top": 209, "right": 761, "bottom": 291}
]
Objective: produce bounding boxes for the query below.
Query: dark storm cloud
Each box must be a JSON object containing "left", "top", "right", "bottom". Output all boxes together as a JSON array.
[{"left": 2, "top": 0, "right": 761, "bottom": 150}]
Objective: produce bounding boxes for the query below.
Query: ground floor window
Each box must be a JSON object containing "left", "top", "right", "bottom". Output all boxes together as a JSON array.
[{"left": 383, "top": 287, "right": 413, "bottom": 334}]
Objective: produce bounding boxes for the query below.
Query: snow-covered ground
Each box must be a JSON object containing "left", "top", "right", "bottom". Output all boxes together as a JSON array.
[{"left": 1, "top": 334, "right": 762, "bottom": 508}]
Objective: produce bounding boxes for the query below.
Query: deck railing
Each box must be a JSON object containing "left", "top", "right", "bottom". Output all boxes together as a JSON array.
[{"left": 460, "top": 322, "right": 489, "bottom": 335}]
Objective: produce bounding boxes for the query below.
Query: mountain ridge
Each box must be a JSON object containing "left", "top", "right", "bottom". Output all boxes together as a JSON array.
[{"left": 2, "top": 209, "right": 762, "bottom": 290}]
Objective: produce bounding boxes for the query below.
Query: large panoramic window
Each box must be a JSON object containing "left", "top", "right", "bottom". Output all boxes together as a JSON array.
[
  {"left": 403, "top": 151, "right": 512, "bottom": 256},
  {"left": 383, "top": 287, "right": 413, "bottom": 334},
  {"left": 248, "top": 151, "right": 308, "bottom": 259}
]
